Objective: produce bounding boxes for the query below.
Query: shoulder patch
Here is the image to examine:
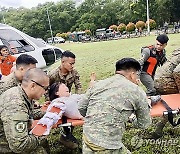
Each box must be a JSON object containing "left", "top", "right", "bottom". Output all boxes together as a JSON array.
[{"left": 15, "top": 121, "right": 26, "bottom": 133}]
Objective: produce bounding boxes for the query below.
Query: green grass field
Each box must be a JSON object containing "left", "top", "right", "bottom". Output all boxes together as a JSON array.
[{"left": 47, "top": 33, "right": 180, "bottom": 154}]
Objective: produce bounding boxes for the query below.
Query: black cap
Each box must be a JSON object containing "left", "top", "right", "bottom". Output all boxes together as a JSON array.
[{"left": 156, "top": 34, "right": 169, "bottom": 44}]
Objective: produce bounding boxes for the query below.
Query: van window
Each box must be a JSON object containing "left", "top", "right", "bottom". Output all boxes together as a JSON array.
[
  {"left": 54, "top": 48, "right": 62, "bottom": 60},
  {"left": 0, "top": 29, "right": 35, "bottom": 54},
  {"left": 24, "top": 34, "right": 46, "bottom": 47}
]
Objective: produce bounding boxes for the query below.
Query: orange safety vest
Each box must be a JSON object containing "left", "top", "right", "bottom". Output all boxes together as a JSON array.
[
  {"left": 142, "top": 46, "right": 165, "bottom": 76},
  {"left": 0, "top": 55, "right": 16, "bottom": 76}
]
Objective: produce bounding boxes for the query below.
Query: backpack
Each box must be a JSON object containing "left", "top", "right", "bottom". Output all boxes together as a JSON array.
[{"left": 141, "top": 45, "right": 167, "bottom": 66}]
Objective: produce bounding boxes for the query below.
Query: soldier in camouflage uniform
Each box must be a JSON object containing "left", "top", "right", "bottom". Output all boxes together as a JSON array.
[
  {"left": 154, "top": 48, "right": 180, "bottom": 94},
  {"left": 48, "top": 50, "right": 82, "bottom": 94},
  {"left": 0, "top": 68, "right": 50, "bottom": 153},
  {"left": 0, "top": 54, "right": 38, "bottom": 96},
  {"left": 48, "top": 50, "right": 82, "bottom": 148},
  {"left": 78, "top": 58, "right": 152, "bottom": 154},
  {"left": 151, "top": 48, "right": 180, "bottom": 139}
]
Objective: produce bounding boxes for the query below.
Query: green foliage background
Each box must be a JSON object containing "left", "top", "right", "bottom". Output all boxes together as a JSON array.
[{"left": 0, "top": 0, "right": 180, "bottom": 40}]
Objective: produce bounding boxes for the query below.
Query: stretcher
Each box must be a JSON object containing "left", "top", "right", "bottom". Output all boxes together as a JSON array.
[
  {"left": 150, "top": 94, "right": 180, "bottom": 126},
  {"left": 150, "top": 94, "right": 180, "bottom": 117},
  {"left": 31, "top": 103, "right": 84, "bottom": 136},
  {"left": 31, "top": 94, "right": 180, "bottom": 136}
]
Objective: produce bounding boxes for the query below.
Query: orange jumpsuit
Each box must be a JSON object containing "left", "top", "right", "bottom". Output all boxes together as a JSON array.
[{"left": 0, "top": 55, "right": 16, "bottom": 76}]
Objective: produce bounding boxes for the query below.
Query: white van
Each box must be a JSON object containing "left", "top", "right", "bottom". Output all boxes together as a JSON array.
[{"left": 0, "top": 23, "right": 64, "bottom": 68}]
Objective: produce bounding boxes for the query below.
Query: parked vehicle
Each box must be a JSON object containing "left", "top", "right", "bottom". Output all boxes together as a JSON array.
[
  {"left": 95, "top": 28, "right": 114, "bottom": 40},
  {"left": 68, "top": 31, "right": 86, "bottom": 42},
  {"left": 0, "top": 23, "right": 64, "bottom": 68},
  {"left": 47, "top": 37, "right": 65, "bottom": 44}
]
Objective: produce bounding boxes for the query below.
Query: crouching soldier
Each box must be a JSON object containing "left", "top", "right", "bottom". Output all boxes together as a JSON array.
[
  {"left": 154, "top": 48, "right": 180, "bottom": 94},
  {"left": 0, "top": 68, "right": 50, "bottom": 153},
  {"left": 152, "top": 48, "right": 180, "bottom": 139}
]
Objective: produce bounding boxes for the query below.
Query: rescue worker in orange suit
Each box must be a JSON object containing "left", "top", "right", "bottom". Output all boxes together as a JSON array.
[
  {"left": 139, "top": 34, "right": 169, "bottom": 96},
  {"left": 0, "top": 45, "right": 16, "bottom": 76}
]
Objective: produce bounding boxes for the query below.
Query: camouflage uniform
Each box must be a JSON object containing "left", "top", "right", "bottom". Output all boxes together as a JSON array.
[
  {"left": 154, "top": 48, "right": 180, "bottom": 94},
  {"left": 48, "top": 66, "right": 82, "bottom": 94},
  {"left": 78, "top": 74, "right": 151, "bottom": 153},
  {"left": 0, "top": 86, "right": 48, "bottom": 154},
  {"left": 0, "top": 72, "right": 44, "bottom": 118},
  {"left": 0, "top": 72, "right": 20, "bottom": 96},
  {"left": 152, "top": 48, "right": 180, "bottom": 138}
]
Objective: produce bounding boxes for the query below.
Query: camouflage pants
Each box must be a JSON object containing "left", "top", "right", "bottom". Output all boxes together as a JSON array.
[
  {"left": 82, "top": 141, "right": 131, "bottom": 154},
  {"left": 0, "top": 146, "right": 48, "bottom": 154},
  {"left": 31, "top": 146, "right": 48, "bottom": 154}
]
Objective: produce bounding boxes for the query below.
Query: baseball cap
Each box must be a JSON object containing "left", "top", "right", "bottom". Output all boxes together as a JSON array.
[{"left": 156, "top": 34, "right": 169, "bottom": 44}]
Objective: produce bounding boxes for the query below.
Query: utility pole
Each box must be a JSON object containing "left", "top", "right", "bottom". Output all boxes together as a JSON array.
[
  {"left": 46, "top": 8, "right": 53, "bottom": 43},
  {"left": 0, "top": 9, "right": 6, "bottom": 24},
  {"left": 146, "top": 0, "right": 150, "bottom": 35},
  {"left": 2, "top": 12, "right": 6, "bottom": 24}
]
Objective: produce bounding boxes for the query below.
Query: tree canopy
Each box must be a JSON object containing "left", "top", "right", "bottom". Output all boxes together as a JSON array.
[{"left": 0, "top": 0, "right": 179, "bottom": 40}]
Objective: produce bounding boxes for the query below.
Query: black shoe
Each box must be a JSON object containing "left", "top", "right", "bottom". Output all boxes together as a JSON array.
[{"left": 59, "top": 134, "right": 78, "bottom": 149}]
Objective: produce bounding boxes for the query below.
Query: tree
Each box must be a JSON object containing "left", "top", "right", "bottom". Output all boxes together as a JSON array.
[
  {"left": 136, "top": 21, "right": 145, "bottom": 30},
  {"left": 146, "top": 19, "right": 156, "bottom": 30},
  {"left": 117, "top": 23, "right": 126, "bottom": 32},
  {"left": 109, "top": 25, "right": 117, "bottom": 31},
  {"left": 126, "top": 22, "right": 135, "bottom": 32}
]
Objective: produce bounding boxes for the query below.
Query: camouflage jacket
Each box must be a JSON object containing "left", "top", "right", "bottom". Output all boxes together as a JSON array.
[
  {"left": 48, "top": 66, "right": 82, "bottom": 94},
  {"left": 154, "top": 48, "right": 180, "bottom": 94},
  {"left": 0, "top": 72, "right": 44, "bottom": 118},
  {"left": 0, "top": 72, "right": 20, "bottom": 96},
  {"left": 0, "top": 86, "right": 43, "bottom": 153},
  {"left": 78, "top": 74, "right": 151, "bottom": 149}
]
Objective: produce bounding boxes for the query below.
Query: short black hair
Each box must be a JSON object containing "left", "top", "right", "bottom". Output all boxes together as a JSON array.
[
  {"left": 49, "top": 82, "right": 60, "bottom": 101},
  {"left": 0, "top": 45, "right": 8, "bottom": 55},
  {"left": 16, "top": 54, "right": 38, "bottom": 68},
  {"left": 116, "top": 58, "right": 141, "bottom": 71},
  {"left": 0, "top": 45, "right": 8, "bottom": 51},
  {"left": 156, "top": 34, "right": 169, "bottom": 44},
  {"left": 61, "top": 50, "right": 76, "bottom": 59}
]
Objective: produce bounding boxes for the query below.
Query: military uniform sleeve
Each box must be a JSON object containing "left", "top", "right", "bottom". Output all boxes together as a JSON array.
[
  {"left": 74, "top": 70, "right": 82, "bottom": 94},
  {"left": 173, "top": 63, "right": 180, "bottom": 92},
  {"left": 1, "top": 95, "right": 39, "bottom": 153},
  {"left": 139, "top": 48, "right": 150, "bottom": 69},
  {"left": 48, "top": 68, "right": 59, "bottom": 85},
  {"left": 0, "top": 80, "right": 5, "bottom": 95},
  {"left": 78, "top": 90, "right": 90, "bottom": 117},
  {"left": 132, "top": 88, "right": 152, "bottom": 129}
]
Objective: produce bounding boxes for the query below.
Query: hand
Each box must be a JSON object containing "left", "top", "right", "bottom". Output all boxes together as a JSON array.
[
  {"left": 90, "top": 72, "right": 96, "bottom": 81},
  {"left": 150, "top": 95, "right": 161, "bottom": 106}
]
